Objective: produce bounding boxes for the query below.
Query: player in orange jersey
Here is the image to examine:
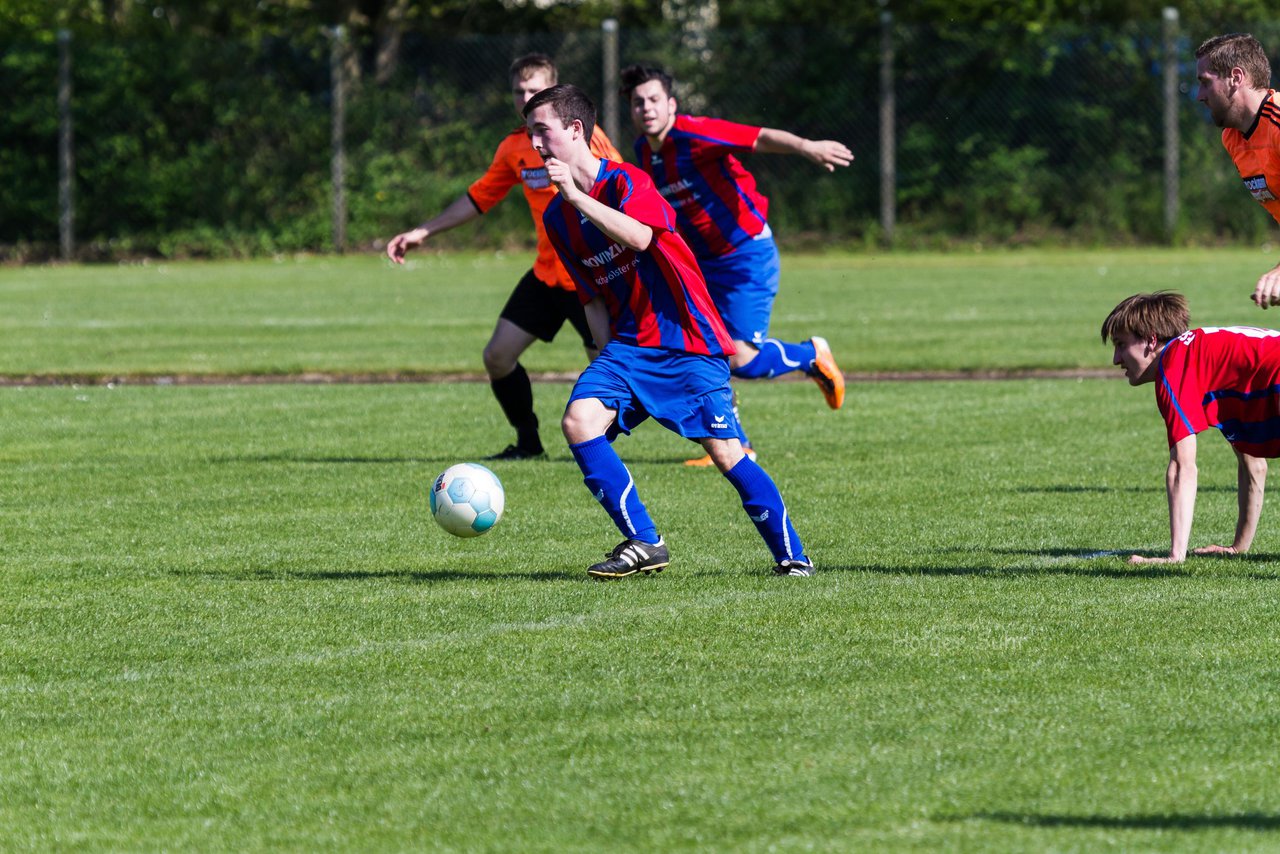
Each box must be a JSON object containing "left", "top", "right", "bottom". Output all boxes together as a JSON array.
[
  {"left": 386, "top": 54, "right": 622, "bottom": 459},
  {"left": 1195, "top": 33, "right": 1280, "bottom": 309}
]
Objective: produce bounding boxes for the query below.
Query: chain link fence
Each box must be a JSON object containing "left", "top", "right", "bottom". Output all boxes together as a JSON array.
[{"left": 3, "top": 17, "right": 1279, "bottom": 260}]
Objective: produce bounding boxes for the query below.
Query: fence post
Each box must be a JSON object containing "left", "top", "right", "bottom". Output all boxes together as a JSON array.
[
  {"left": 328, "top": 25, "right": 348, "bottom": 254},
  {"left": 1163, "top": 7, "right": 1179, "bottom": 243},
  {"left": 58, "top": 28, "right": 74, "bottom": 261},
  {"left": 879, "top": 8, "right": 896, "bottom": 246},
  {"left": 602, "top": 19, "right": 620, "bottom": 147}
]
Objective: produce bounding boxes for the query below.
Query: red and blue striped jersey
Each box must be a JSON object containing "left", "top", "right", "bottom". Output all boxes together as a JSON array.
[
  {"left": 633, "top": 115, "right": 768, "bottom": 259},
  {"left": 1156, "top": 326, "right": 1280, "bottom": 457},
  {"left": 543, "top": 159, "right": 736, "bottom": 357}
]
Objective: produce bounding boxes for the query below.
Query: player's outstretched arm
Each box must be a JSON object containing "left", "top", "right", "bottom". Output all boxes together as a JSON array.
[
  {"left": 1195, "top": 449, "right": 1267, "bottom": 556},
  {"left": 386, "top": 194, "right": 482, "bottom": 264},
  {"left": 1251, "top": 261, "right": 1280, "bottom": 309},
  {"left": 754, "top": 128, "right": 853, "bottom": 172},
  {"left": 1130, "top": 435, "right": 1198, "bottom": 564}
]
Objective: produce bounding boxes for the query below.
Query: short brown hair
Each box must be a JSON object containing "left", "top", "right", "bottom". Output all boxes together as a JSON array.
[
  {"left": 523, "top": 83, "right": 596, "bottom": 144},
  {"left": 1195, "top": 33, "right": 1272, "bottom": 89},
  {"left": 620, "top": 64, "right": 675, "bottom": 100},
  {"left": 509, "top": 53, "right": 557, "bottom": 87},
  {"left": 1101, "top": 291, "right": 1189, "bottom": 345}
]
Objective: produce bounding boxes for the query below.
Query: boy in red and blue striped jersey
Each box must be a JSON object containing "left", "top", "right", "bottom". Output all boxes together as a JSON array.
[
  {"left": 1103, "top": 291, "right": 1280, "bottom": 566},
  {"left": 526, "top": 83, "right": 813, "bottom": 579},
  {"left": 622, "top": 65, "right": 853, "bottom": 466}
]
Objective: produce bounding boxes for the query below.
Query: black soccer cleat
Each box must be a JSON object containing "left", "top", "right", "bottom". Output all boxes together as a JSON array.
[
  {"left": 587, "top": 538, "right": 670, "bottom": 580},
  {"left": 485, "top": 444, "right": 546, "bottom": 461},
  {"left": 773, "top": 558, "right": 814, "bottom": 577}
]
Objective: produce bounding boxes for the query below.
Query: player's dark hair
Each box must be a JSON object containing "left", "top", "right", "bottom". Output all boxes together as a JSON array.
[
  {"left": 1195, "top": 33, "right": 1272, "bottom": 89},
  {"left": 619, "top": 64, "right": 675, "bottom": 100},
  {"left": 523, "top": 83, "right": 596, "bottom": 144},
  {"left": 1101, "top": 291, "right": 1190, "bottom": 345},
  {"left": 509, "top": 53, "right": 557, "bottom": 86}
]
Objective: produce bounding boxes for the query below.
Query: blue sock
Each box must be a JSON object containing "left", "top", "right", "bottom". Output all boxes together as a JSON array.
[
  {"left": 569, "top": 436, "right": 659, "bottom": 544},
  {"left": 731, "top": 338, "right": 817, "bottom": 380},
  {"left": 722, "top": 456, "right": 806, "bottom": 563}
]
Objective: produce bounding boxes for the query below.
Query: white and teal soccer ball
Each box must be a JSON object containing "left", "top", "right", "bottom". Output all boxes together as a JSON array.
[{"left": 430, "top": 463, "right": 505, "bottom": 538}]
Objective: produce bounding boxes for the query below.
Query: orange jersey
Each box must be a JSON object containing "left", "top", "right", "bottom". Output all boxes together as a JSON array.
[
  {"left": 468, "top": 125, "right": 622, "bottom": 291},
  {"left": 1222, "top": 91, "right": 1280, "bottom": 225}
]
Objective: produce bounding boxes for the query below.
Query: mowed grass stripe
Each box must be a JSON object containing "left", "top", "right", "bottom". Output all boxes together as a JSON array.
[
  {"left": 1, "top": 248, "right": 1275, "bottom": 377},
  {"left": 4, "top": 379, "right": 1280, "bottom": 849}
]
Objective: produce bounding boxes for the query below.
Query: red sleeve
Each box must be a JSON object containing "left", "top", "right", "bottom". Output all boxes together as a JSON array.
[
  {"left": 1156, "top": 337, "right": 1209, "bottom": 447},
  {"left": 680, "top": 114, "right": 762, "bottom": 154},
  {"left": 612, "top": 166, "right": 678, "bottom": 234}
]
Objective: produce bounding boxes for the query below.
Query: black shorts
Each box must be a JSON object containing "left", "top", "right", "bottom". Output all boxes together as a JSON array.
[{"left": 500, "top": 269, "right": 594, "bottom": 349}]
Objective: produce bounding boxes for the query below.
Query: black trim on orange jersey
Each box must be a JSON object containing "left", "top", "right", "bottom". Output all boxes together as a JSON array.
[
  {"left": 1261, "top": 98, "right": 1280, "bottom": 133},
  {"left": 1242, "top": 92, "right": 1274, "bottom": 140}
]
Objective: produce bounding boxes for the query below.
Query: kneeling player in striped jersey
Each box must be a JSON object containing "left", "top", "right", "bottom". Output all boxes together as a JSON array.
[{"left": 1103, "top": 290, "right": 1280, "bottom": 565}]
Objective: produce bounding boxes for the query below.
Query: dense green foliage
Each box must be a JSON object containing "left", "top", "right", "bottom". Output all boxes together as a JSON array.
[{"left": 4, "top": 3, "right": 1280, "bottom": 259}]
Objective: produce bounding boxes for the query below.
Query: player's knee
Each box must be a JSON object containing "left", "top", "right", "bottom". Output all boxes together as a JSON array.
[
  {"left": 562, "top": 403, "right": 608, "bottom": 444},
  {"left": 482, "top": 344, "right": 516, "bottom": 379},
  {"left": 561, "top": 408, "right": 585, "bottom": 442}
]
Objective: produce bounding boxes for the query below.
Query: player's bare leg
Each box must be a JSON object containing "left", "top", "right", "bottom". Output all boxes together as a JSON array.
[{"left": 685, "top": 384, "right": 756, "bottom": 466}]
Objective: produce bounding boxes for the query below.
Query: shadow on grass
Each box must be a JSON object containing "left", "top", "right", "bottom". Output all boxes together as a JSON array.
[
  {"left": 210, "top": 451, "right": 767, "bottom": 468},
  {"left": 1016, "top": 484, "right": 1238, "bottom": 494},
  {"left": 825, "top": 563, "right": 1186, "bottom": 579},
  {"left": 821, "top": 547, "right": 1280, "bottom": 580},
  {"left": 171, "top": 567, "right": 579, "bottom": 583},
  {"left": 967, "top": 811, "right": 1280, "bottom": 831},
  {"left": 208, "top": 454, "right": 467, "bottom": 466}
]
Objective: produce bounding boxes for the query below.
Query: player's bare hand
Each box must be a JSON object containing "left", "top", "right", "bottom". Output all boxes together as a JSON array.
[
  {"left": 543, "top": 157, "right": 579, "bottom": 201},
  {"left": 386, "top": 228, "right": 428, "bottom": 264},
  {"left": 1127, "top": 553, "right": 1183, "bottom": 565},
  {"left": 1191, "top": 543, "right": 1239, "bottom": 556},
  {"left": 803, "top": 140, "right": 854, "bottom": 172},
  {"left": 1251, "top": 262, "right": 1280, "bottom": 308}
]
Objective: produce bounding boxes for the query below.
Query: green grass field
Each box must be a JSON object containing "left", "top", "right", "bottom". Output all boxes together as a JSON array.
[{"left": 4, "top": 250, "right": 1280, "bottom": 851}]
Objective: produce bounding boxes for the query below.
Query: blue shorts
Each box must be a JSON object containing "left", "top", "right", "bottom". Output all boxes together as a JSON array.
[
  {"left": 568, "top": 341, "right": 746, "bottom": 441},
  {"left": 697, "top": 230, "right": 781, "bottom": 346}
]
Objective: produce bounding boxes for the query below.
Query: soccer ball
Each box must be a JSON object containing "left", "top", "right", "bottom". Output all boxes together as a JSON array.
[{"left": 429, "top": 463, "right": 505, "bottom": 538}]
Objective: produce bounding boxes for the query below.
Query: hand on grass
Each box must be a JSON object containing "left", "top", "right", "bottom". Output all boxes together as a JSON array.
[
  {"left": 1127, "top": 553, "right": 1182, "bottom": 565},
  {"left": 1191, "top": 544, "right": 1239, "bottom": 557}
]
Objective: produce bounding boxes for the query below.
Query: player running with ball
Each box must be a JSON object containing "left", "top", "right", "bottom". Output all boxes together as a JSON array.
[{"left": 526, "top": 83, "right": 814, "bottom": 578}]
